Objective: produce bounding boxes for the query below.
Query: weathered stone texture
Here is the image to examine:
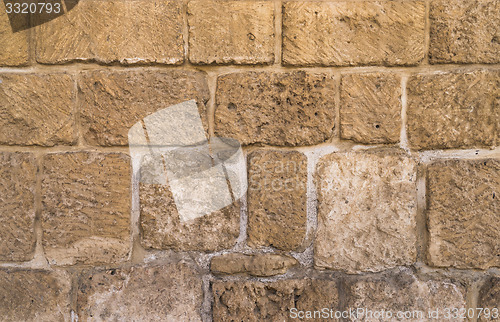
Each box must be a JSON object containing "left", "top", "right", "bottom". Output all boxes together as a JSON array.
[
  {"left": 429, "top": 0, "right": 500, "bottom": 64},
  {"left": 41, "top": 152, "right": 131, "bottom": 265},
  {"left": 340, "top": 73, "right": 401, "bottom": 144},
  {"left": 0, "top": 153, "right": 36, "bottom": 261},
  {"left": 427, "top": 159, "right": 500, "bottom": 269},
  {"left": 78, "top": 262, "right": 203, "bottom": 321},
  {"left": 35, "top": 0, "right": 183, "bottom": 64},
  {"left": 0, "top": 73, "right": 75, "bottom": 146},
  {"left": 315, "top": 150, "right": 417, "bottom": 273},
  {"left": 215, "top": 71, "right": 336, "bottom": 146},
  {"left": 213, "top": 279, "right": 339, "bottom": 322},
  {"left": 407, "top": 70, "right": 499, "bottom": 150},
  {"left": 0, "top": 3, "right": 29, "bottom": 66},
  {"left": 188, "top": 1, "right": 274, "bottom": 64},
  {"left": 478, "top": 277, "right": 500, "bottom": 321},
  {"left": 211, "top": 253, "right": 298, "bottom": 277},
  {"left": 79, "top": 70, "right": 209, "bottom": 146},
  {"left": 0, "top": 269, "right": 71, "bottom": 321},
  {"left": 282, "top": 1, "right": 425, "bottom": 66},
  {"left": 345, "top": 270, "right": 467, "bottom": 321},
  {"left": 247, "top": 150, "right": 307, "bottom": 251}
]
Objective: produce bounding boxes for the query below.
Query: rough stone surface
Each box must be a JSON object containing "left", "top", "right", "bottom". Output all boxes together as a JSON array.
[
  {"left": 247, "top": 150, "right": 307, "bottom": 251},
  {"left": 79, "top": 70, "right": 210, "bottom": 146},
  {"left": 478, "top": 277, "right": 500, "bottom": 321},
  {"left": 0, "top": 152, "right": 36, "bottom": 261},
  {"left": 0, "top": 3, "right": 29, "bottom": 66},
  {"left": 0, "top": 73, "right": 75, "bottom": 146},
  {"left": 211, "top": 253, "right": 298, "bottom": 277},
  {"left": 77, "top": 261, "right": 203, "bottom": 321},
  {"left": 407, "top": 70, "right": 499, "bottom": 150},
  {"left": 429, "top": 0, "right": 500, "bottom": 64},
  {"left": 188, "top": 1, "right": 274, "bottom": 65},
  {"left": 427, "top": 159, "right": 500, "bottom": 269},
  {"left": 35, "top": 0, "right": 183, "bottom": 64},
  {"left": 213, "top": 279, "right": 339, "bottom": 322},
  {"left": 41, "top": 152, "right": 131, "bottom": 265},
  {"left": 315, "top": 150, "right": 417, "bottom": 273},
  {"left": 0, "top": 269, "right": 71, "bottom": 321},
  {"left": 340, "top": 73, "right": 402, "bottom": 144},
  {"left": 345, "top": 270, "right": 467, "bottom": 321},
  {"left": 282, "top": 1, "right": 425, "bottom": 66},
  {"left": 215, "top": 71, "right": 336, "bottom": 146}
]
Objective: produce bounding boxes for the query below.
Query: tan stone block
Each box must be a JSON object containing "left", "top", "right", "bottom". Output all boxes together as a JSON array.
[
  {"left": 215, "top": 71, "right": 336, "bottom": 146},
  {"left": 340, "top": 73, "right": 402, "bottom": 144},
  {"left": 0, "top": 2, "right": 29, "bottom": 66},
  {"left": 188, "top": 1, "right": 274, "bottom": 65},
  {"left": 0, "top": 152, "right": 36, "bottom": 261},
  {"left": 478, "top": 277, "right": 500, "bottom": 322},
  {"left": 315, "top": 150, "right": 417, "bottom": 273},
  {"left": 0, "top": 269, "right": 71, "bottom": 321},
  {"left": 407, "top": 70, "right": 499, "bottom": 150},
  {"left": 41, "top": 152, "right": 131, "bottom": 265},
  {"left": 79, "top": 70, "right": 209, "bottom": 146},
  {"left": 213, "top": 279, "right": 339, "bottom": 322},
  {"left": 282, "top": 1, "right": 425, "bottom": 66},
  {"left": 35, "top": 0, "right": 183, "bottom": 64},
  {"left": 247, "top": 150, "right": 307, "bottom": 251},
  {"left": 429, "top": 0, "right": 500, "bottom": 64},
  {"left": 427, "top": 159, "right": 500, "bottom": 269},
  {"left": 210, "top": 253, "right": 298, "bottom": 277},
  {"left": 77, "top": 262, "right": 203, "bottom": 321},
  {"left": 0, "top": 73, "right": 75, "bottom": 146}
]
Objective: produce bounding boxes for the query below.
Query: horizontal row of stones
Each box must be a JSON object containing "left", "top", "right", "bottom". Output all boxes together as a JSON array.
[
  {"left": 1, "top": 0, "right": 499, "bottom": 67},
  {"left": 1, "top": 150, "right": 498, "bottom": 272},
  {"left": 0, "top": 69, "right": 498, "bottom": 149},
  {"left": 0, "top": 265, "right": 498, "bottom": 321}
]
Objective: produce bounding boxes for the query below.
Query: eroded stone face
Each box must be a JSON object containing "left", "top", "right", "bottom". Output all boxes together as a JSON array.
[
  {"left": 0, "top": 2, "right": 29, "bottom": 66},
  {"left": 427, "top": 159, "right": 500, "bottom": 269},
  {"left": 79, "top": 70, "right": 210, "bottom": 146},
  {"left": 188, "top": 1, "right": 274, "bottom": 65},
  {"left": 212, "top": 279, "right": 339, "bottom": 322},
  {"left": 0, "top": 269, "right": 71, "bottom": 321},
  {"left": 340, "top": 73, "right": 402, "bottom": 144},
  {"left": 429, "top": 0, "right": 500, "bottom": 64},
  {"left": 407, "top": 70, "right": 499, "bottom": 150},
  {"left": 315, "top": 150, "right": 417, "bottom": 273},
  {"left": 0, "top": 73, "right": 75, "bottom": 146},
  {"left": 282, "top": 1, "right": 425, "bottom": 66},
  {"left": 41, "top": 152, "right": 131, "bottom": 265},
  {"left": 0, "top": 152, "right": 36, "bottom": 261},
  {"left": 210, "top": 253, "right": 298, "bottom": 277},
  {"left": 215, "top": 71, "right": 336, "bottom": 146},
  {"left": 77, "top": 262, "right": 203, "bottom": 321},
  {"left": 35, "top": 0, "right": 183, "bottom": 64},
  {"left": 247, "top": 150, "right": 308, "bottom": 251},
  {"left": 478, "top": 277, "right": 500, "bottom": 322}
]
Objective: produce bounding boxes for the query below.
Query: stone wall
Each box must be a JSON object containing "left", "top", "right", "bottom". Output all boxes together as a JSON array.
[{"left": 0, "top": 0, "right": 499, "bottom": 320}]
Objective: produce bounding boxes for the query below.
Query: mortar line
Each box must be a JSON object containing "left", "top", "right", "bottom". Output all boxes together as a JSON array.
[
  {"left": 415, "top": 163, "right": 428, "bottom": 264},
  {"left": 334, "top": 72, "right": 341, "bottom": 139},
  {"left": 423, "top": 0, "right": 431, "bottom": 65},
  {"left": 274, "top": 0, "right": 282, "bottom": 66},
  {"left": 399, "top": 75, "right": 410, "bottom": 152},
  {"left": 181, "top": 0, "right": 190, "bottom": 66},
  {"left": 206, "top": 72, "right": 218, "bottom": 138}
]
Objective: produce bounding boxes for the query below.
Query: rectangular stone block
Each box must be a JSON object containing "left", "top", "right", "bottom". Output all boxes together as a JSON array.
[
  {"left": 0, "top": 73, "right": 75, "bottom": 146},
  {"left": 340, "top": 73, "right": 402, "bottom": 144},
  {"left": 213, "top": 279, "right": 339, "bottom": 322},
  {"left": 0, "top": 2, "right": 29, "bottom": 66},
  {"left": 0, "top": 269, "right": 71, "bottom": 321},
  {"left": 315, "top": 150, "right": 417, "bottom": 273},
  {"left": 0, "top": 152, "right": 36, "bottom": 261},
  {"left": 478, "top": 277, "right": 500, "bottom": 322},
  {"left": 215, "top": 71, "right": 336, "bottom": 146},
  {"left": 188, "top": 1, "right": 274, "bottom": 64},
  {"left": 210, "top": 253, "right": 298, "bottom": 277},
  {"left": 35, "top": 0, "right": 184, "bottom": 64},
  {"left": 79, "top": 70, "right": 209, "bottom": 146},
  {"left": 77, "top": 262, "right": 203, "bottom": 321},
  {"left": 427, "top": 159, "right": 500, "bottom": 269},
  {"left": 282, "top": 1, "right": 425, "bottom": 66},
  {"left": 41, "top": 152, "right": 131, "bottom": 265},
  {"left": 247, "top": 150, "right": 307, "bottom": 251},
  {"left": 429, "top": 0, "right": 500, "bottom": 64},
  {"left": 407, "top": 70, "right": 499, "bottom": 150}
]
